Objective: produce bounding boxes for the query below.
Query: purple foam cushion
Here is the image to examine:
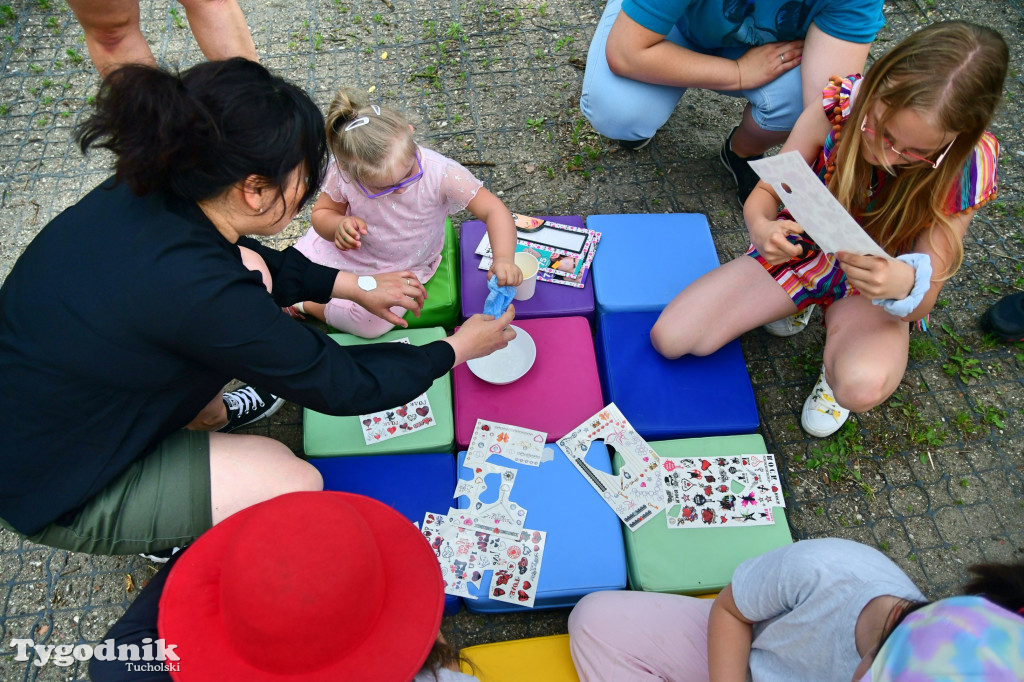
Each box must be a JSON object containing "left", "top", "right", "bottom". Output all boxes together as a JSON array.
[{"left": 459, "top": 216, "right": 595, "bottom": 321}]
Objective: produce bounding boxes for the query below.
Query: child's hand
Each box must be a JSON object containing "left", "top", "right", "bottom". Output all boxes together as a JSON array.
[
  {"left": 750, "top": 218, "right": 805, "bottom": 265},
  {"left": 836, "top": 252, "right": 916, "bottom": 300},
  {"left": 489, "top": 258, "right": 523, "bottom": 287},
  {"left": 335, "top": 216, "right": 368, "bottom": 251}
]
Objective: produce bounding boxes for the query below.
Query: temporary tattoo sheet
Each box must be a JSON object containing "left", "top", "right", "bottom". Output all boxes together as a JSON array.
[
  {"left": 487, "top": 528, "right": 546, "bottom": 608},
  {"left": 557, "top": 404, "right": 664, "bottom": 531},
  {"left": 748, "top": 152, "right": 892, "bottom": 259},
  {"left": 466, "top": 419, "right": 547, "bottom": 467},
  {"left": 421, "top": 512, "right": 480, "bottom": 598},
  {"left": 358, "top": 338, "right": 436, "bottom": 445},
  {"left": 662, "top": 454, "right": 785, "bottom": 529}
]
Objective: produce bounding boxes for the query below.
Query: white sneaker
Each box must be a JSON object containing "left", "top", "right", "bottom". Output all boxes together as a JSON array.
[
  {"left": 801, "top": 367, "right": 850, "bottom": 437},
  {"left": 764, "top": 305, "right": 816, "bottom": 337}
]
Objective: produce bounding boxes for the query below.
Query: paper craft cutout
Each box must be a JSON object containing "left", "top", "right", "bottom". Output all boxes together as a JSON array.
[
  {"left": 662, "top": 454, "right": 785, "bottom": 529},
  {"left": 748, "top": 152, "right": 892, "bottom": 259},
  {"left": 467, "top": 419, "right": 547, "bottom": 467},
  {"left": 358, "top": 338, "right": 436, "bottom": 445},
  {"left": 557, "top": 404, "right": 664, "bottom": 531},
  {"left": 475, "top": 214, "right": 602, "bottom": 288}
]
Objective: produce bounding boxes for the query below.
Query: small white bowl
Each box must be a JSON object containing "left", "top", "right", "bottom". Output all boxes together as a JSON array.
[{"left": 466, "top": 325, "right": 537, "bottom": 385}]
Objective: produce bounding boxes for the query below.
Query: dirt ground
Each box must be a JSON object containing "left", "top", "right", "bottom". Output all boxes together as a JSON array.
[{"left": 1, "top": 0, "right": 1023, "bottom": 678}]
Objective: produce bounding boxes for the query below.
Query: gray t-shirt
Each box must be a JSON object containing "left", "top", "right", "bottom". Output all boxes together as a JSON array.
[{"left": 732, "top": 538, "right": 925, "bottom": 682}]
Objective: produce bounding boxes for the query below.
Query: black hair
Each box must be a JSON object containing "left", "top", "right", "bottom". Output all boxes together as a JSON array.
[
  {"left": 964, "top": 559, "right": 1024, "bottom": 614},
  {"left": 75, "top": 58, "right": 326, "bottom": 211}
]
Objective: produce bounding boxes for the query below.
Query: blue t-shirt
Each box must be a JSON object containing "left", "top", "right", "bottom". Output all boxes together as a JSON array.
[{"left": 621, "top": 0, "right": 884, "bottom": 49}]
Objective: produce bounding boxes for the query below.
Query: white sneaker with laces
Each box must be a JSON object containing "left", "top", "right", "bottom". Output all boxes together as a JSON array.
[
  {"left": 764, "top": 305, "right": 816, "bottom": 337},
  {"left": 801, "top": 367, "right": 850, "bottom": 437},
  {"left": 218, "top": 385, "right": 285, "bottom": 433}
]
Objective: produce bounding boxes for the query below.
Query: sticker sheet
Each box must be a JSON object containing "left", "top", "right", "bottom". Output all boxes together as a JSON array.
[
  {"left": 357, "top": 337, "right": 436, "bottom": 445},
  {"left": 421, "top": 512, "right": 480, "bottom": 598},
  {"left": 486, "top": 528, "right": 546, "bottom": 608},
  {"left": 662, "top": 454, "right": 785, "bottom": 529},
  {"left": 557, "top": 404, "right": 664, "bottom": 531},
  {"left": 748, "top": 152, "right": 892, "bottom": 259},
  {"left": 475, "top": 214, "right": 602, "bottom": 289},
  {"left": 466, "top": 419, "right": 547, "bottom": 467}
]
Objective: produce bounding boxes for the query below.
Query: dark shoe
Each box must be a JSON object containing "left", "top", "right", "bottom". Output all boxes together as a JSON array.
[
  {"left": 139, "top": 546, "right": 181, "bottom": 564},
  {"left": 981, "top": 292, "right": 1024, "bottom": 342},
  {"left": 719, "top": 127, "right": 763, "bottom": 206},
  {"left": 617, "top": 136, "right": 653, "bottom": 151},
  {"left": 217, "top": 385, "right": 285, "bottom": 433}
]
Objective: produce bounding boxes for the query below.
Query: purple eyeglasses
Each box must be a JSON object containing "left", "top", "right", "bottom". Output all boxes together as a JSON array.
[{"left": 354, "top": 150, "right": 424, "bottom": 199}]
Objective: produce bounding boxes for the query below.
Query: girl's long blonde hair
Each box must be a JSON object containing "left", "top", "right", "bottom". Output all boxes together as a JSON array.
[
  {"left": 828, "top": 21, "right": 1007, "bottom": 279},
  {"left": 325, "top": 87, "right": 416, "bottom": 186}
]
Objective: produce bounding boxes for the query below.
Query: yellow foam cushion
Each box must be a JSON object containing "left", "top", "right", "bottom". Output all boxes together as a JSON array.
[{"left": 460, "top": 634, "right": 578, "bottom": 681}]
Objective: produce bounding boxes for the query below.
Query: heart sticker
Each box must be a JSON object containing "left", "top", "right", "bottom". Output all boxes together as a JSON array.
[{"left": 416, "top": 406, "right": 430, "bottom": 417}]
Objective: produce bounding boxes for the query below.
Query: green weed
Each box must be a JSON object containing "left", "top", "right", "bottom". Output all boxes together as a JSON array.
[
  {"left": 525, "top": 117, "right": 545, "bottom": 132},
  {"left": 953, "top": 411, "right": 980, "bottom": 437},
  {"left": 975, "top": 404, "right": 1007, "bottom": 429},
  {"left": 909, "top": 423, "right": 946, "bottom": 448},
  {"left": 943, "top": 352, "right": 984, "bottom": 382},
  {"left": 66, "top": 48, "right": 83, "bottom": 64},
  {"left": 538, "top": 2, "right": 548, "bottom": 15},
  {"left": 445, "top": 21, "right": 465, "bottom": 42},
  {"left": 0, "top": 5, "right": 16, "bottom": 27},
  {"left": 792, "top": 346, "right": 821, "bottom": 378},
  {"left": 908, "top": 336, "right": 940, "bottom": 361},
  {"left": 169, "top": 7, "right": 184, "bottom": 28},
  {"left": 804, "top": 421, "right": 863, "bottom": 483}
]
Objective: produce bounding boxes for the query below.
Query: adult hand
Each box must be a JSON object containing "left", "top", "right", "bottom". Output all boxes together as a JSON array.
[
  {"left": 354, "top": 271, "right": 426, "bottom": 327},
  {"left": 735, "top": 40, "right": 803, "bottom": 90},
  {"left": 444, "top": 307, "right": 517, "bottom": 366},
  {"left": 836, "top": 252, "right": 916, "bottom": 300},
  {"left": 749, "top": 218, "right": 805, "bottom": 265},
  {"left": 335, "top": 216, "right": 368, "bottom": 251},
  {"left": 489, "top": 257, "right": 524, "bottom": 287}
]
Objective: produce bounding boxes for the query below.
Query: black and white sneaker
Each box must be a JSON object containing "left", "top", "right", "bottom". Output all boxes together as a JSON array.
[
  {"left": 139, "top": 546, "right": 181, "bottom": 564},
  {"left": 217, "top": 385, "right": 285, "bottom": 433},
  {"left": 617, "top": 136, "right": 653, "bottom": 151},
  {"left": 719, "top": 126, "right": 764, "bottom": 207}
]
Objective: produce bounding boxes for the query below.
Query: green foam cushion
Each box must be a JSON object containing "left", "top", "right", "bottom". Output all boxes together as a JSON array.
[
  {"left": 619, "top": 434, "right": 793, "bottom": 594},
  {"left": 405, "top": 217, "right": 459, "bottom": 329},
  {"left": 303, "top": 327, "right": 454, "bottom": 457}
]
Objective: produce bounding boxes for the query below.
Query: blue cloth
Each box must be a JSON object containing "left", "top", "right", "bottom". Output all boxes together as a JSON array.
[
  {"left": 483, "top": 275, "right": 516, "bottom": 317},
  {"left": 872, "top": 253, "right": 932, "bottom": 318}
]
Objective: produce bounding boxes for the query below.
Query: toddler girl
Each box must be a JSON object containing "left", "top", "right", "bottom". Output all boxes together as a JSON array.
[
  {"left": 293, "top": 88, "right": 521, "bottom": 337},
  {"left": 651, "top": 21, "right": 1008, "bottom": 437}
]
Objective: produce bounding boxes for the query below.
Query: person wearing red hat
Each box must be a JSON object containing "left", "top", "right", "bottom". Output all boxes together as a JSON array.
[{"left": 89, "top": 491, "right": 480, "bottom": 681}]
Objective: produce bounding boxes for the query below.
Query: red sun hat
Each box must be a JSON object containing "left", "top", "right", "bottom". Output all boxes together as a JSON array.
[{"left": 157, "top": 491, "right": 444, "bottom": 681}]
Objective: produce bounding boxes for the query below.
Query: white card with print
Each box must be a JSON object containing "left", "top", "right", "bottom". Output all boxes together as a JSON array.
[
  {"left": 661, "top": 453, "right": 784, "bottom": 529},
  {"left": 557, "top": 404, "right": 664, "bottom": 531},
  {"left": 357, "top": 337, "right": 436, "bottom": 445},
  {"left": 466, "top": 419, "right": 547, "bottom": 467},
  {"left": 748, "top": 152, "right": 892, "bottom": 259}
]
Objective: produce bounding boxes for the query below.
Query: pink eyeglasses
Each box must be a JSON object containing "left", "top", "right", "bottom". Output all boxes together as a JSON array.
[{"left": 859, "top": 117, "right": 957, "bottom": 169}]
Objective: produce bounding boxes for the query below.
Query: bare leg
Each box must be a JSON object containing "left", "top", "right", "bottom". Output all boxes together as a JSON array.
[
  {"left": 208, "top": 433, "right": 322, "bottom": 524},
  {"left": 185, "top": 392, "right": 228, "bottom": 430},
  {"left": 822, "top": 295, "right": 909, "bottom": 413},
  {"left": 67, "top": 0, "right": 156, "bottom": 77},
  {"left": 302, "top": 300, "right": 327, "bottom": 323},
  {"left": 177, "top": 0, "right": 258, "bottom": 62},
  {"left": 729, "top": 104, "right": 790, "bottom": 158},
  {"left": 651, "top": 256, "right": 798, "bottom": 359}
]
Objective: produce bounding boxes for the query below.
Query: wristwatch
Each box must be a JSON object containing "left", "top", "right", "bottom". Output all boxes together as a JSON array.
[{"left": 357, "top": 275, "right": 377, "bottom": 292}]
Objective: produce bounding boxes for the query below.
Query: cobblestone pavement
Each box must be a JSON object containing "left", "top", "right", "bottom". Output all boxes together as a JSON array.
[{"left": 2, "top": 0, "right": 1023, "bottom": 678}]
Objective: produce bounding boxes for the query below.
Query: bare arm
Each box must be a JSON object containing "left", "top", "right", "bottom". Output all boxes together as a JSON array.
[
  {"left": 467, "top": 187, "right": 523, "bottom": 287},
  {"left": 799, "top": 24, "right": 871, "bottom": 109},
  {"left": 707, "top": 584, "right": 754, "bottom": 682},
  {"left": 311, "top": 192, "right": 348, "bottom": 242},
  {"left": 605, "top": 11, "right": 801, "bottom": 91},
  {"left": 742, "top": 101, "right": 832, "bottom": 262}
]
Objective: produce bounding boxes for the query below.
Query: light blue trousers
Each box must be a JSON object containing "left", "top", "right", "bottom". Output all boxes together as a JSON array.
[{"left": 580, "top": 0, "right": 804, "bottom": 141}]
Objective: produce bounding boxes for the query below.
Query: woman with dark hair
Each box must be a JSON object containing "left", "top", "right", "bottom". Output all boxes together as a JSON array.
[{"left": 0, "top": 58, "right": 515, "bottom": 557}]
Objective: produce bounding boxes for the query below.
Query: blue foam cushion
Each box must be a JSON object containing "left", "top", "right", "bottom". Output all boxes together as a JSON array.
[
  {"left": 311, "top": 453, "right": 461, "bottom": 615},
  {"left": 588, "top": 214, "right": 719, "bottom": 314},
  {"left": 457, "top": 443, "right": 627, "bottom": 613},
  {"left": 596, "top": 310, "right": 759, "bottom": 438}
]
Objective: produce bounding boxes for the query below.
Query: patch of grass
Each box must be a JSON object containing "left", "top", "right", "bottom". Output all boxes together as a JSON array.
[
  {"left": 814, "top": 507, "right": 824, "bottom": 516},
  {"left": 959, "top": 478, "right": 969, "bottom": 488},
  {"left": 908, "top": 336, "right": 941, "bottom": 361},
  {"left": 553, "top": 36, "right": 574, "bottom": 52},
  {"left": 0, "top": 5, "right": 17, "bottom": 27},
  {"left": 313, "top": 33, "right": 323, "bottom": 50},
  {"left": 888, "top": 393, "right": 921, "bottom": 421},
  {"left": 423, "top": 20, "right": 436, "bottom": 39},
  {"left": 909, "top": 423, "right": 946, "bottom": 449},
  {"left": 942, "top": 351, "right": 984, "bottom": 382},
  {"left": 0, "top": 104, "right": 9, "bottom": 116},
  {"left": 543, "top": 165, "right": 554, "bottom": 179},
  {"left": 791, "top": 346, "right": 821, "bottom": 378},
  {"left": 804, "top": 421, "right": 863, "bottom": 483},
  {"left": 879, "top": 540, "right": 890, "bottom": 551},
  {"left": 169, "top": 7, "right": 185, "bottom": 28},
  {"left": 953, "top": 411, "right": 980, "bottom": 437},
  {"left": 445, "top": 21, "right": 465, "bottom": 42},
  {"left": 525, "top": 116, "right": 545, "bottom": 132},
  {"left": 537, "top": 2, "right": 547, "bottom": 15},
  {"left": 975, "top": 404, "right": 1007, "bottom": 429},
  {"left": 409, "top": 65, "right": 440, "bottom": 87},
  {"left": 66, "top": 48, "right": 83, "bottom": 64}
]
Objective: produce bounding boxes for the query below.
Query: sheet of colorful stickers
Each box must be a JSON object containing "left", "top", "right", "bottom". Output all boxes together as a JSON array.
[
  {"left": 420, "top": 419, "right": 548, "bottom": 607},
  {"left": 559, "top": 403, "right": 785, "bottom": 530},
  {"left": 358, "top": 338, "right": 436, "bottom": 445},
  {"left": 662, "top": 454, "right": 785, "bottom": 528}
]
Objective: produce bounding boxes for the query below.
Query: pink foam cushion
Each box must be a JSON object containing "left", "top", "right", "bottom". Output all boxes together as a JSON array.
[{"left": 453, "top": 316, "right": 605, "bottom": 448}]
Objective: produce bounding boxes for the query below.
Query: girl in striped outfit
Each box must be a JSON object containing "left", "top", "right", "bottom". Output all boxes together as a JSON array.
[{"left": 651, "top": 21, "right": 1007, "bottom": 437}]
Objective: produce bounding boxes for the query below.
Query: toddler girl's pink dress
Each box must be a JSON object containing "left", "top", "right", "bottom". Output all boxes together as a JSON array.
[{"left": 293, "top": 145, "right": 483, "bottom": 337}]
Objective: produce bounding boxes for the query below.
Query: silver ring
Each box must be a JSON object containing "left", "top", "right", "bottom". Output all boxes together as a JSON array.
[
  {"left": 779, "top": 54, "right": 785, "bottom": 63},
  {"left": 406, "top": 278, "right": 411, "bottom": 286}
]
